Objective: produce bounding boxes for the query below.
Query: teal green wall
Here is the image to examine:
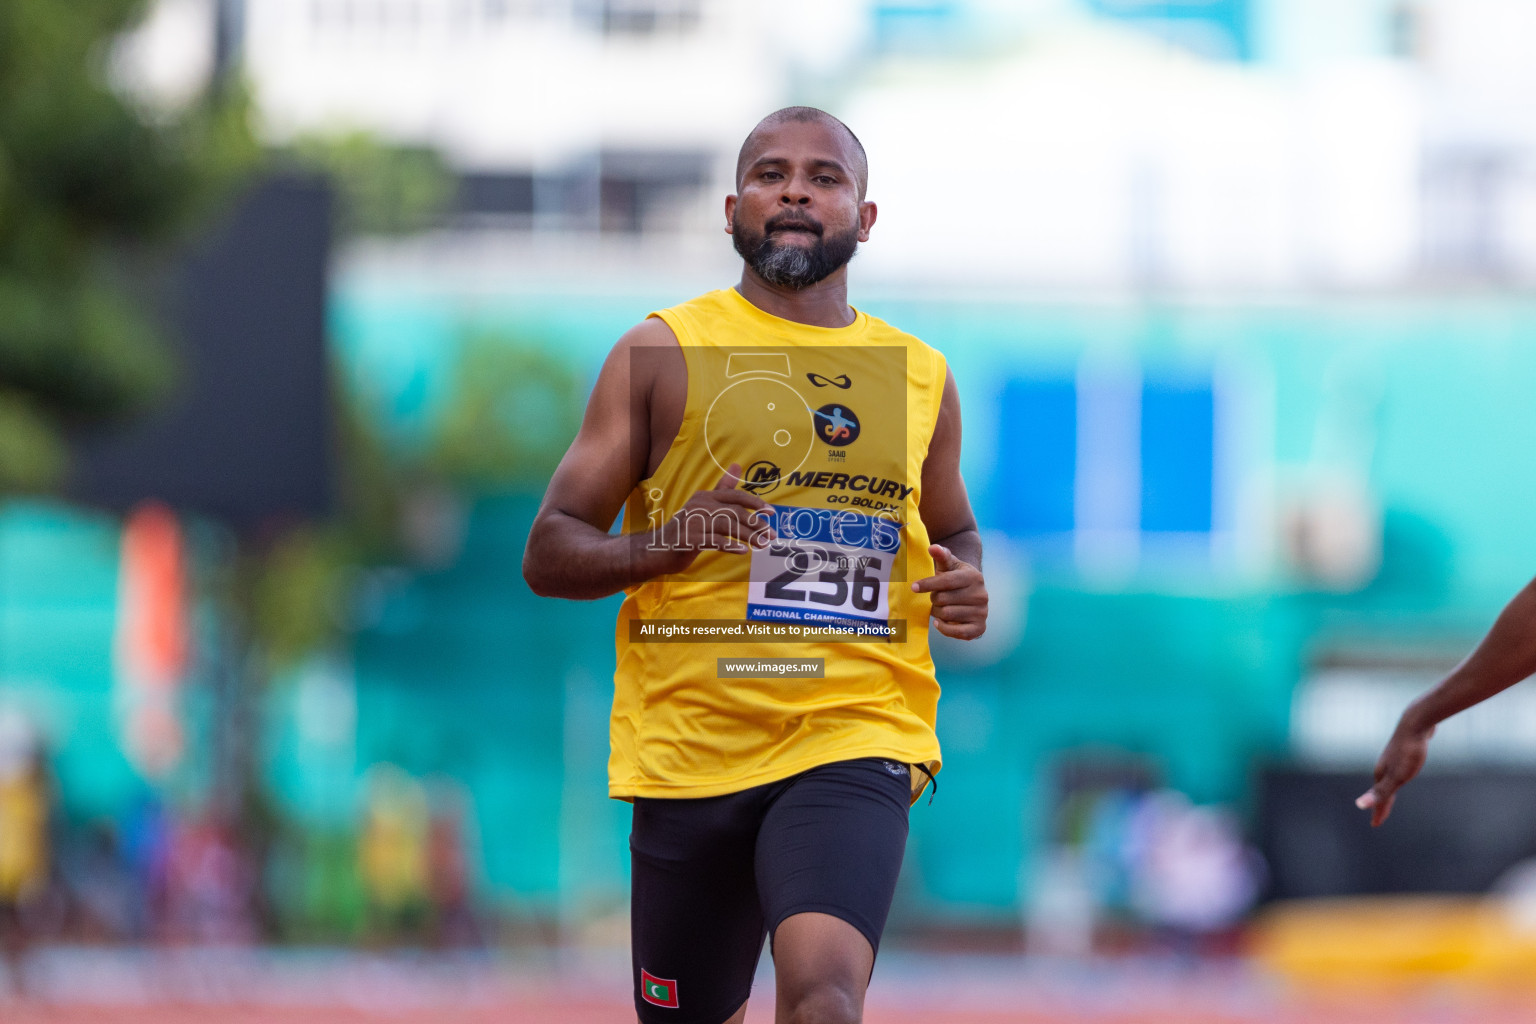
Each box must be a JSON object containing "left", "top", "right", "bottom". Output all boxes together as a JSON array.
[
  {"left": 6, "top": 293, "right": 1536, "bottom": 925},
  {"left": 325, "top": 290, "right": 1536, "bottom": 919},
  {"left": 344, "top": 495, "right": 630, "bottom": 915},
  {"left": 0, "top": 503, "right": 144, "bottom": 818}
]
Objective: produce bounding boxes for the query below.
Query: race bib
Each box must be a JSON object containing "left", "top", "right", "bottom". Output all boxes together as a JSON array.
[{"left": 746, "top": 506, "right": 902, "bottom": 629}]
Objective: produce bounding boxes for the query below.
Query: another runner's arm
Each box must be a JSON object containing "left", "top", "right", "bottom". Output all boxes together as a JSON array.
[
  {"left": 523, "top": 321, "right": 679, "bottom": 600},
  {"left": 1358, "top": 575, "right": 1536, "bottom": 825},
  {"left": 912, "top": 367, "right": 987, "bottom": 640}
]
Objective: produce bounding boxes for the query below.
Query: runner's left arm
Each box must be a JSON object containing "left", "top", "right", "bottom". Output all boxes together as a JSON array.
[{"left": 913, "top": 367, "right": 987, "bottom": 640}]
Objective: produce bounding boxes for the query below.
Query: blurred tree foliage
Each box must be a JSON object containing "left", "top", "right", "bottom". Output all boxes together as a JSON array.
[
  {"left": 429, "top": 333, "right": 586, "bottom": 489},
  {"left": 0, "top": 0, "right": 257, "bottom": 492},
  {"left": 278, "top": 131, "right": 455, "bottom": 238},
  {"left": 255, "top": 131, "right": 456, "bottom": 662},
  {"left": 248, "top": 391, "right": 410, "bottom": 669},
  {"left": 0, "top": 1, "right": 562, "bottom": 665},
  {"left": 247, "top": 332, "right": 586, "bottom": 671},
  {"left": 250, "top": 526, "right": 351, "bottom": 672}
]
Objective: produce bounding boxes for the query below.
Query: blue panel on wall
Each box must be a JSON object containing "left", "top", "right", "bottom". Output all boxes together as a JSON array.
[
  {"left": 872, "top": 2, "right": 962, "bottom": 51},
  {"left": 991, "top": 378, "right": 1077, "bottom": 536},
  {"left": 1140, "top": 379, "right": 1214, "bottom": 533},
  {"left": 1085, "top": 0, "right": 1252, "bottom": 62}
]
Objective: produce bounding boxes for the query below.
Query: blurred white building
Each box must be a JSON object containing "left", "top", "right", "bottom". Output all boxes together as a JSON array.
[
  {"left": 242, "top": 0, "right": 854, "bottom": 234},
  {"left": 117, "top": 0, "right": 1536, "bottom": 290}
]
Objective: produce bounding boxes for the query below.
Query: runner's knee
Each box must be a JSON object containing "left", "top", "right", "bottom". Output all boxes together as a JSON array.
[
  {"left": 780, "top": 979, "right": 862, "bottom": 1024},
  {"left": 774, "top": 912, "right": 871, "bottom": 1024}
]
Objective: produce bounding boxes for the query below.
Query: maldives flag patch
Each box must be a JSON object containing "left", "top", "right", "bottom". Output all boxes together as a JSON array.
[{"left": 640, "top": 969, "right": 680, "bottom": 1009}]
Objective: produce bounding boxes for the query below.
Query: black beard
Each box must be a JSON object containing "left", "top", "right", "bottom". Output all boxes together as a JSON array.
[{"left": 732, "top": 212, "right": 860, "bottom": 290}]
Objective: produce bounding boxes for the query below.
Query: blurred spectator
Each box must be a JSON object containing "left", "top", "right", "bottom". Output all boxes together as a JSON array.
[
  {"left": 68, "top": 821, "right": 137, "bottom": 942},
  {"left": 165, "top": 815, "right": 258, "bottom": 943},
  {"left": 425, "top": 776, "right": 482, "bottom": 948},
  {"left": 1126, "top": 791, "right": 1265, "bottom": 957},
  {"left": 1025, "top": 845, "right": 1098, "bottom": 957},
  {"left": 1029, "top": 778, "right": 1265, "bottom": 958},
  {"left": 1029, "top": 765, "right": 1153, "bottom": 955},
  {"left": 0, "top": 711, "right": 55, "bottom": 990},
  {"left": 119, "top": 792, "right": 173, "bottom": 938},
  {"left": 358, "top": 764, "right": 430, "bottom": 944}
]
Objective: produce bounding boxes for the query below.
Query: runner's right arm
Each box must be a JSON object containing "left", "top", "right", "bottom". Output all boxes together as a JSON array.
[
  {"left": 1358, "top": 575, "right": 1536, "bottom": 825},
  {"left": 522, "top": 321, "right": 773, "bottom": 600}
]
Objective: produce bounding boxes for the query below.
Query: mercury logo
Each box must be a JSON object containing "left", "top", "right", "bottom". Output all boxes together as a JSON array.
[{"left": 740, "top": 460, "right": 782, "bottom": 495}]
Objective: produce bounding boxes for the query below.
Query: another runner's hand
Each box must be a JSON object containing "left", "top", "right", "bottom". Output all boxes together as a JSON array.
[
  {"left": 1355, "top": 719, "right": 1435, "bottom": 827},
  {"left": 652, "top": 464, "right": 776, "bottom": 570},
  {"left": 911, "top": 544, "right": 988, "bottom": 641}
]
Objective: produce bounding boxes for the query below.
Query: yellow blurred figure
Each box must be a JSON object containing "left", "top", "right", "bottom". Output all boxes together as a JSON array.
[
  {"left": 0, "top": 769, "right": 48, "bottom": 905},
  {"left": 0, "top": 711, "right": 48, "bottom": 908},
  {"left": 0, "top": 711, "right": 51, "bottom": 991},
  {"left": 358, "top": 764, "right": 429, "bottom": 941}
]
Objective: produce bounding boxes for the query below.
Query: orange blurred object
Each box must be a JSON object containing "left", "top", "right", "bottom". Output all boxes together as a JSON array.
[
  {"left": 114, "top": 501, "right": 190, "bottom": 778},
  {"left": 1250, "top": 895, "right": 1536, "bottom": 991}
]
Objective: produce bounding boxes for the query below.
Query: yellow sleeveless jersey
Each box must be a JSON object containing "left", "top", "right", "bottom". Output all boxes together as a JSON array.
[{"left": 609, "top": 287, "right": 948, "bottom": 800}]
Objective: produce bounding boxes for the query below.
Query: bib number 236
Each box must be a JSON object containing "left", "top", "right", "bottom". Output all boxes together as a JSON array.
[{"left": 746, "top": 506, "right": 899, "bottom": 629}]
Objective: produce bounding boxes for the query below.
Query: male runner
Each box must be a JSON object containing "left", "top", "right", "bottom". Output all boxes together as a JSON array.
[
  {"left": 1359, "top": 576, "right": 1536, "bottom": 825},
  {"left": 523, "top": 107, "right": 987, "bottom": 1024}
]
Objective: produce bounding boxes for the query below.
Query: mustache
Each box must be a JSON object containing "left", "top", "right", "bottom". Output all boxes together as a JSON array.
[{"left": 764, "top": 212, "right": 823, "bottom": 236}]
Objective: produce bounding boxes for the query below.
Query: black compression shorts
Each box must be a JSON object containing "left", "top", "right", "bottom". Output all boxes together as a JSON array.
[{"left": 628, "top": 757, "right": 913, "bottom": 1024}]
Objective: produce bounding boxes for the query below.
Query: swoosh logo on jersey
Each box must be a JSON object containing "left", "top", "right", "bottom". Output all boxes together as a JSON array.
[{"left": 807, "top": 372, "right": 852, "bottom": 389}]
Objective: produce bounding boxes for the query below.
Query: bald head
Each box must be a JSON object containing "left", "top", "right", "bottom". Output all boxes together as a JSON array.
[{"left": 735, "top": 106, "right": 869, "bottom": 200}]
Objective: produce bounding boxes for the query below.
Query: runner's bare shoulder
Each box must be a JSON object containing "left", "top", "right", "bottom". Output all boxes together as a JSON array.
[{"left": 607, "top": 317, "right": 685, "bottom": 478}]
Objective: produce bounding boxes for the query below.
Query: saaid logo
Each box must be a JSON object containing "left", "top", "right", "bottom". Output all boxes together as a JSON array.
[{"left": 813, "top": 404, "right": 860, "bottom": 446}]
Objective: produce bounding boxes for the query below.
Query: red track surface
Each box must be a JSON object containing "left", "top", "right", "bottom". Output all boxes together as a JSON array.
[
  {"left": 3, "top": 949, "right": 1532, "bottom": 1024},
  {"left": 4, "top": 1001, "right": 1536, "bottom": 1024},
  {"left": 7, "top": 991, "right": 1536, "bottom": 1024}
]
